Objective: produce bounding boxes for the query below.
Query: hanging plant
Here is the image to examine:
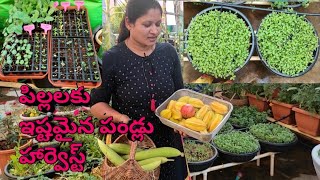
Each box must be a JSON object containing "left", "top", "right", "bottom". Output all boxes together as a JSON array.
[
  {"left": 257, "top": 12, "right": 319, "bottom": 77},
  {"left": 186, "top": 6, "right": 254, "bottom": 80}
]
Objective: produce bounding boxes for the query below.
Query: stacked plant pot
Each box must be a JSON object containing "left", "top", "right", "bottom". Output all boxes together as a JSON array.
[{"left": 49, "top": 6, "right": 101, "bottom": 88}]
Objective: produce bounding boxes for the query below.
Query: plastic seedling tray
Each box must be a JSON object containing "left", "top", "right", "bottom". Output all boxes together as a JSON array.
[
  {"left": 0, "top": 32, "right": 50, "bottom": 81},
  {"left": 52, "top": 7, "right": 90, "bottom": 38},
  {"left": 50, "top": 37, "right": 101, "bottom": 87}
]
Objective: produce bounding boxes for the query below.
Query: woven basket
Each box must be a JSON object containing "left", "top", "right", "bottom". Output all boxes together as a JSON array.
[{"left": 101, "top": 134, "right": 160, "bottom": 180}]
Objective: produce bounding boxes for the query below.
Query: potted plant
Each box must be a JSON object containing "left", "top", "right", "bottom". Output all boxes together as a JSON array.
[
  {"left": 0, "top": 116, "right": 33, "bottom": 171},
  {"left": 213, "top": 131, "right": 260, "bottom": 162},
  {"left": 257, "top": 12, "right": 319, "bottom": 77},
  {"left": 312, "top": 144, "right": 320, "bottom": 179},
  {"left": 20, "top": 106, "right": 47, "bottom": 121},
  {"left": 269, "top": 84, "right": 300, "bottom": 125},
  {"left": 270, "top": 0, "right": 309, "bottom": 9},
  {"left": 292, "top": 84, "right": 320, "bottom": 136},
  {"left": 5, "top": 151, "right": 55, "bottom": 179},
  {"left": 229, "top": 106, "right": 268, "bottom": 129},
  {"left": 186, "top": 6, "right": 255, "bottom": 80},
  {"left": 184, "top": 138, "right": 218, "bottom": 172},
  {"left": 220, "top": 83, "right": 248, "bottom": 106},
  {"left": 249, "top": 123, "right": 297, "bottom": 152},
  {"left": 246, "top": 84, "right": 269, "bottom": 112}
]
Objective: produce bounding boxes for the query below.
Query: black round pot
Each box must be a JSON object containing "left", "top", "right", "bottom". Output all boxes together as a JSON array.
[
  {"left": 185, "top": 139, "right": 219, "bottom": 172},
  {"left": 258, "top": 135, "right": 298, "bottom": 152},
  {"left": 256, "top": 13, "right": 319, "bottom": 78},
  {"left": 185, "top": 6, "right": 255, "bottom": 78},
  {"left": 4, "top": 162, "right": 55, "bottom": 180},
  {"left": 213, "top": 143, "right": 260, "bottom": 162}
]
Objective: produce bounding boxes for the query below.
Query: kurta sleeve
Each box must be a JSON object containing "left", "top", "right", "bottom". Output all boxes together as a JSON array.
[
  {"left": 90, "top": 51, "right": 116, "bottom": 106},
  {"left": 169, "top": 44, "right": 184, "bottom": 91}
]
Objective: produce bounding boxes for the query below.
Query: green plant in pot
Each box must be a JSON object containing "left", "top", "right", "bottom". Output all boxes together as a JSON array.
[
  {"left": 245, "top": 84, "right": 269, "bottom": 112},
  {"left": 257, "top": 12, "right": 319, "bottom": 77},
  {"left": 5, "top": 148, "right": 55, "bottom": 179},
  {"left": 213, "top": 131, "right": 260, "bottom": 162},
  {"left": 0, "top": 115, "right": 33, "bottom": 171},
  {"left": 184, "top": 139, "right": 218, "bottom": 172},
  {"left": 220, "top": 83, "right": 248, "bottom": 106},
  {"left": 249, "top": 123, "right": 297, "bottom": 152},
  {"left": 20, "top": 106, "right": 47, "bottom": 121},
  {"left": 186, "top": 6, "right": 254, "bottom": 80},
  {"left": 269, "top": 84, "right": 300, "bottom": 125},
  {"left": 229, "top": 106, "right": 267, "bottom": 129},
  {"left": 292, "top": 84, "right": 320, "bottom": 136},
  {"left": 271, "top": 0, "right": 309, "bottom": 9}
]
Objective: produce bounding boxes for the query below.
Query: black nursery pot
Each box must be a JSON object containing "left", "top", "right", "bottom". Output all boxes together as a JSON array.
[
  {"left": 213, "top": 143, "right": 260, "bottom": 163},
  {"left": 259, "top": 135, "right": 298, "bottom": 152},
  {"left": 4, "top": 162, "right": 55, "bottom": 180},
  {"left": 185, "top": 6, "right": 255, "bottom": 76},
  {"left": 186, "top": 140, "right": 219, "bottom": 172},
  {"left": 256, "top": 15, "right": 319, "bottom": 78}
]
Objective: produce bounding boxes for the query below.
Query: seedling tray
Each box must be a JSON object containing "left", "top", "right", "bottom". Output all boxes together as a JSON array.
[
  {"left": 0, "top": 32, "right": 51, "bottom": 81},
  {"left": 1, "top": 32, "right": 49, "bottom": 74},
  {"left": 52, "top": 6, "right": 91, "bottom": 38},
  {"left": 49, "top": 37, "right": 101, "bottom": 88}
]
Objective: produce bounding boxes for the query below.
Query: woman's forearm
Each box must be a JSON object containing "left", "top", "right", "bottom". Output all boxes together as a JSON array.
[{"left": 90, "top": 102, "right": 126, "bottom": 123}]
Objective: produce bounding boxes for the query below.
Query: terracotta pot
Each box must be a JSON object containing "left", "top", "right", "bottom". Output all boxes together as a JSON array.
[
  {"left": 221, "top": 95, "right": 248, "bottom": 107},
  {"left": 0, "top": 135, "right": 33, "bottom": 172},
  {"left": 270, "top": 100, "right": 297, "bottom": 125},
  {"left": 293, "top": 107, "right": 320, "bottom": 136},
  {"left": 246, "top": 93, "right": 269, "bottom": 112}
]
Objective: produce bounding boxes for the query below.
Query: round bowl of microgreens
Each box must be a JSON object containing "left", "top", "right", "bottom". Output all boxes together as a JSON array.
[
  {"left": 186, "top": 6, "right": 255, "bottom": 80},
  {"left": 184, "top": 138, "right": 218, "bottom": 172},
  {"left": 249, "top": 123, "right": 298, "bottom": 152},
  {"left": 256, "top": 12, "right": 319, "bottom": 77},
  {"left": 213, "top": 131, "right": 260, "bottom": 162}
]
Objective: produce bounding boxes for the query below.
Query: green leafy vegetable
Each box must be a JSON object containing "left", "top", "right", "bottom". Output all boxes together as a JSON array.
[
  {"left": 249, "top": 123, "right": 295, "bottom": 143},
  {"left": 187, "top": 9, "right": 251, "bottom": 79}
]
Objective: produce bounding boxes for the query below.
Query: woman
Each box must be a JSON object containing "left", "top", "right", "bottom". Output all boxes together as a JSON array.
[{"left": 90, "top": 0, "right": 188, "bottom": 179}]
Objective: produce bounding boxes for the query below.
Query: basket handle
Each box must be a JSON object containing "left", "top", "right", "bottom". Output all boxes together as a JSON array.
[{"left": 128, "top": 140, "right": 138, "bottom": 160}]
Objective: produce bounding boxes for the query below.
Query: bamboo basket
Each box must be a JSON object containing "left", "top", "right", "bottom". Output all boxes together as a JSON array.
[{"left": 101, "top": 134, "right": 160, "bottom": 180}]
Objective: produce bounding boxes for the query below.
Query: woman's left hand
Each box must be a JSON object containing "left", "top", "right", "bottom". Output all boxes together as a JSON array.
[{"left": 174, "top": 129, "right": 188, "bottom": 138}]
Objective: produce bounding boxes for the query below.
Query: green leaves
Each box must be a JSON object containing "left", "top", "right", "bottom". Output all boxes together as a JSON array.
[
  {"left": 292, "top": 84, "right": 320, "bottom": 114},
  {"left": 214, "top": 131, "right": 260, "bottom": 154},
  {"left": 229, "top": 106, "right": 268, "bottom": 128},
  {"left": 249, "top": 123, "right": 295, "bottom": 143},
  {"left": 257, "top": 12, "right": 318, "bottom": 76},
  {"left": 187, "top": 10, "right": 251, "bottom": 79}
]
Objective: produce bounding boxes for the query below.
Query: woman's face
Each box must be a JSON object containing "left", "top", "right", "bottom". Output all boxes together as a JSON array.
[{"left": 126, "top": 8, "right": 162, "bottom": 47}]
